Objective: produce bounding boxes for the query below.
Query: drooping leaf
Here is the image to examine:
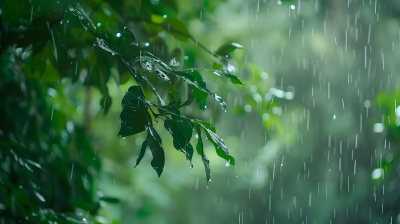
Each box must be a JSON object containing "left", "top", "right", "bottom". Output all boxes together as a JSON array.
[
  {"left": 171, "top": 115, "right": 193, "bottom": 142},
  {"left": 164, "top": 116, "right": 193, "bottom": 164},
  {"left": 164, "top": 119, "right": 188, "bottom": 155},
  {"left": 119, "top": 109, "right": 150, "bottom": 137},
  {"left": 215, "top": 43, "right": 244, "bottom": 56},
  {"left": 146, "top": 127, "right": 165, "bottom": 177},
  {"left": 134, "top": 140, "right": 148, "bottom": 168},
  {"left": 194, "top": 122, "right": 211, "bottom": 182},
  {"left": 188, "top": 70, "right": 209, "bottom": 111},
  {"left": 195, "top": 120, "right": 235, "bottom": 166}
]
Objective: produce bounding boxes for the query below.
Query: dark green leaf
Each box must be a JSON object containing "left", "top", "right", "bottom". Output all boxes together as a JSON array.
[
  {"left": 188, "top": 70, "right": 209, "bottom": 111},
  {"left": 118, "top": 86, "right": 151, "bottom": 137},
  {"left": 147, "top": 127, "right": 165, "bottom": 177},
  {"left": 134, "top": 140, "right": 148, "bottom": 168},
  {"left": 164, "top": 117, "right": 193, "bottom": 164},
  {"left": 194, "top": 123, "right": 211, "bottom": 182},
  {"left": 121, "top": 86, "right": 147, "bottom": 109},
  {"left": 171, "top": 115, "right": 193, "bottom": 142},
  {"left": 195, "top": 120, "right": 235, "bottom": 166},
  {"left": 215, "top": 43, "right": 244, "bottom": 55}
]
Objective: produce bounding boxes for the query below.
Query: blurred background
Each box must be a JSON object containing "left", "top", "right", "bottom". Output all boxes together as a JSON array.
[{"left": 1, "top": 0, "right": 400, "bottom": 223}]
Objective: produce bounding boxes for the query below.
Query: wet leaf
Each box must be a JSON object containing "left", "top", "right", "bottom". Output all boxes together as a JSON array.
[
  {"left": 146, "top": 127, "right": 165, "bottom": 177},
  {"left": 164, "top": 119, "right": 191, "bottom": 160},
  {"left": 188, "top": 70, "right": 209, "bottom": 111},
  {"left": 195, "top": 120, "right": 235, "bottom": 166},
  {"left": 194, "top": 123, "right": 211, "bottom": 182},
  {"left": 134, "top": 140, "right": 148, "bottom": 168}
]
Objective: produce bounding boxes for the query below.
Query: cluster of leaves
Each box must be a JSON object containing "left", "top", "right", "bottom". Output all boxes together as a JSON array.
[
  {"left": 0, "top": 52, "right": 121, "bottom": 223},
  {"left": 0, "top": 0, "right": 244, "bottom": 222},
  {"left": 63, "top": 2, "right": 243, "bottom": 181}
]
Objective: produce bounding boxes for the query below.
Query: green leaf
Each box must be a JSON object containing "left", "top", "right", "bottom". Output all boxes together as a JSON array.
[
  {"left": 164, "top": 119, "right": 187, "bottom": 153},
  {"left": 118, "top": 109, "right": 149, "bottom": 137},
  {"left": 134, "top": 140, "right": 148, "bottom": 168},
  {"left": 195, "top": 120, "right": 235, "bottom": 166},
  {"left": 172, "top": 115, "right": 193, "bottom": 142},
  {"left": 118, "top": 86, "right": 151, "bottom": 137},
  {"left": 188, "top": 70, "right": 209, "bottom": 111},
  {"left": 164, "top": 117, "right": 193, "bottom": 164},
  {"left": 146, "top": 127, "right": 165, "bottom": 177},
  {"left": 215, "top": 43, "right": 244, "bottom": 56},
  {"left": 194, "top": 123, "right": 211, "bottom": 182}
]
